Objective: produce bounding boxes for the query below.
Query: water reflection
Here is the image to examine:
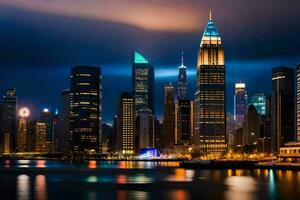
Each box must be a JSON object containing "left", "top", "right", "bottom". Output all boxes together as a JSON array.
[
  {"left": 166, "top": 169, "right": 195, "bottom": 182},
  {"left": 225, "top": 176, "right": 256, "bottom": 200},
  {"left": 36, "top": 160, "right": 46, "bottom": 168},
  {"left": 17, "top": 174, "right": 30, "bottom": 200},
  {"left": 35, "top": 175, "right": 48, "bottom": 200},
  {"left": 88, "top": 160, "right": 97, "bottom": 169},
  {"left": 166, "top": 189, "right": 190, "bottom": 200},
  {"left": 116, "top": 174, "right": 153, "bottom": 184},
  {"left": 117, "top": 190, "right": 149, "bottom": 200}
]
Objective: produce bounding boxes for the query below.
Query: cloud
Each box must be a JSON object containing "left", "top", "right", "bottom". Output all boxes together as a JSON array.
[{"left": 0, "top": 0, "right": 206, "bottom": 32}]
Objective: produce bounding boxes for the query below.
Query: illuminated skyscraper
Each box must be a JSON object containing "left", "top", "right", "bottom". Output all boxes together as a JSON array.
[
  {"left": 35, "top": 122, "right": 47, "bottom": 152},
  {"left": 177, "top": 51, "right": 188, "bottom": 100},
  {"left": 194, "top": 12, "right": 227, "bottom": 153},
  {"left": 297, "top": 64, "right": 300, "bottom": 141},
  {"left": 0, "top": 88, "right": 18, "bottom": 153},
  {"left": 39, "top": 109, "right": 54, "bottom": 152},
  {"left": 69, "top": 66, "right": 102, "bottom": 154},
  {"left": 17, "top": 107, "right": 30, "bottom": 152},
  {"left": 163, "top": 83, "right": 175, "bottom": 147},
  {"left": 251, "top": 93, "right": 267, "bottom": 115},
  {"left": 132, "top": 51, "right": 154, "bottom": 113},
  {"left": 234, "top": 82, "right": 247, "bottom": 126},
  {"left": 271, "top": 67, "right": 295, "bottom": 154},
  {"left": 116, "top": 92, "right": 135, "bottom": 155}
]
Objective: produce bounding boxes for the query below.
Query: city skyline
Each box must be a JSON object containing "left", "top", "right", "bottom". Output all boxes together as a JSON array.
[{"left": 1, "top": 1, "right": 300, "bottom": 123}]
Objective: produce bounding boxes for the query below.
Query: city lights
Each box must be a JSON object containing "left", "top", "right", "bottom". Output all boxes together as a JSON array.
[{"left": 18, "top": 107, "right": 30, "bottom": 118}]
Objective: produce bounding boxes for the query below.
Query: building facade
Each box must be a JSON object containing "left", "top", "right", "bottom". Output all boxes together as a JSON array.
[
  {"left": 176, "top": 100, "right": 193, "bottom": 145},
  {"left": 297, "top": 64, "right": 300, "bottom": 141},
  {"left": 251, "top": 93, "right": 267, "bottom": 115},
  {"left": 0, "top": 88, "right": 18, "bottom": 153},
  {"left": 234, "top": 82, "right": 247, "bottom": 126},
  {"left": 194, "top": 13, "right": 227, "bottom": 153},
  {"left": 35, "top": 122, "right": 47, "bottom": 152},
  {"left": 132, "top": 51, "right": 154, "bottom": 113},
  {"left": 163, "top": 83, "right": 175, "bottom": 148},
  {"left": 271, "top": 67, "right": 295, "bottom": 154},
  {"left": 136, "top": 107, "right": 154, "bottom": 149},
  {"left": 58, "top": 90, "right": 70, "bottom": 153},
  {"left": 116, "top": 92, "right": 135, "bottom": 156},
  {"left": 69, "top": 66, "right": 102, "bottom": 154}
]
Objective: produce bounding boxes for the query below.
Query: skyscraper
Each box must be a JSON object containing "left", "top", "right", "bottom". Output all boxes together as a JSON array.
[
  {"left": 35, "top": 122, "right": 47, "bottom": 152},
  {"left": 297, "top": 64, "right": 300, "bottom": 141},
  {"left": 251, "top": 93, "right": 267, "bottom": 115},
  {"left": 176, "top": 100, "right": 193, "bottom": 145},
  {"left": 0, "top": 88, "right": 18, "bottom": 153},
  {"left": 39, "top": 109, "right": 54, "bottom": 152},
  {"left": 271, "top": 67, "right": 295, "bottom": 154},
  {"left": 136, "top": 107, "right": 154, "bottom": 149},
  {"left": 132, "top": 51, "right": 154, "bottom": 113},
  {"left": 177, "top": 51, "right": 188, "bottom": 100},
  {"left": 163, "top": 83, "right": 175, "bottom": 148},
  {"left": 116, "top": 92, "right": 135, "bottom": 156},
  {"left": 194, "top": 12, "right": 227, "bottom": 153},
  {"left": 57, "top": 90, "right": 70, "bottom": 153},
  {"left": 234, "top": 82, "right": 247, "bottom": 126},
  {"left": 69, "top": 66, "right": 102, "bottom": 154},
  {"left": 242, "top": 105, "right": 261, "bottom": 146},
  {"left": 17, "top": 107, "right": 30, "bottom": 152}
]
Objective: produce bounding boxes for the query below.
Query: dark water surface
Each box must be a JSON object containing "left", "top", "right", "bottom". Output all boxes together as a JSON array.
[{"left": 0, "top": 160, "right": 300, "bottom": 200}]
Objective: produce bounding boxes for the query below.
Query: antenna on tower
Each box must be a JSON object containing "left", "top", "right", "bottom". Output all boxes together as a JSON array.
[
  {"left": 181, "top": 50, "right": 184, "bottom": 66},
  {"left": 209, "top": 10, "right": 212, "bottom": 20}
]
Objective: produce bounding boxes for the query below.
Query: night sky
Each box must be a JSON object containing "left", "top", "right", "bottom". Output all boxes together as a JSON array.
[{"left": 0, "top": 0, "right": 300, "bottom": 123}]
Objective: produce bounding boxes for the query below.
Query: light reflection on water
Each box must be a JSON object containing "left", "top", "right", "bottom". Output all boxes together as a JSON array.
[
  {"left": 3, "top": 161, "right": 300, "bottom": 199},
  {"left": 17, "top": 174, "right": 30, "bottom": 200}
]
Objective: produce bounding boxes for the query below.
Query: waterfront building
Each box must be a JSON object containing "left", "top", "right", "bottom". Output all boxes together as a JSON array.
[
  {"left": 116, "top": 92, "right": 135, "bottom": 156},
  {"left": 279, "top": 141, "right": 300, "bottom": 163},
  {"left": 136, "top": 107, "right": 154, "bottom": 149},
  {"left": 297, "top": 64, "right": 300, "bottom": 141},
  {"left": 132, "top": 51, "right": 154, "bottom": 113},
  {"left": 163, "top": 83, "right": 175, "bottom": 148},
  {"left": 177, "top": 51, "right": 188, "bottom": 100},
  {"left": 26, "top": 120, "right": 37, "bottom": 152},
  {"left": 226, "top": 113, "right": 235, "bottom": 147},
  {"left": 234, "top": 82, "right": 247, "bottom": 126},
  {"left": 69, "top": 66, "right": 102, "bottom": 154},
  {"left": 194, "top": 12, "right": 227, "bottom": 153},
  {"left": 57, "top": 89, "right": 70, "bottom": 153},
  {"left": 175, "top": 100, "right": 193, "bottom": 145},
  {"left": 0, "top": 88, "right": 18, "bottom": 153},
  {"left": 242, "top": 105, "right": 261, "bottom": 146},
  {"left": 251, "top": 93, "right": 267, "bottom": 115},
  {"left": 39, "top": 109, "right": 54, "bottom": 152},
  {"left": 271, "top": 67, "right": 295, "bottom": 154},
  {"left": 35, "top": 122, "right": 47, "bottom": 152},
  {"left": 154, "top": 118, "right": 163, "bottom": 149},
  {"left": 17, "top": 107, "right": 30, "bottom": 152}
]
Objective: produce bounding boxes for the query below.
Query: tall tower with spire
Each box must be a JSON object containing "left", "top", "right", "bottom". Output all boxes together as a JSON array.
[
  {"left": 194, "top": 12, "right": 227, "bottom": 153},
  {"left": 177, "top": 51, "right": 188, "bottom": 100}
]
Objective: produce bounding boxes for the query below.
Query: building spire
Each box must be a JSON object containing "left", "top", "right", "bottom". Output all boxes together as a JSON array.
[
  {"left": 209, "top": 10, "right": 212, "bottom": 20},
  {"left": 181, "top": 50, "right": 184, "bottom": 66}
]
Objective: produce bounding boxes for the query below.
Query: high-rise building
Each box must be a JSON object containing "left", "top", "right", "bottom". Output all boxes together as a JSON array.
[
  {"left": 271, "top": 67, "right": 295, "bottom": 154},
  {"left": 163, "top": 83, "right": 175, "bottom": 147},
  {"left": 39, "top": 109, "right": 54, "bottom": 152},
  {"left": 136, "top": 107, "right": 154, "bottom": 149},
  {"left": 0, "top": 88, "right": 18, "bottom": 153},
  {"left": 35, "top": 122, "right": 47, "bottom": 152},
  {"left": 57, "top": 90, "right": 70, "bottom": 153},
  {"left": 69, "top": 66, "right": 102, "bottom": 154},
  {"left": 194, "top": 12, "right": 227, "bottom": 153},
  {"left": 242, "top": 105, "right": 261, "bottom": 146},
  {"left": 297, "top": 64, "right": 300, "bottom": 141},
  {"left": 251, "top": 93, "right": 267, "bottom": 115},
  {"left": 234, "top": 82, "right": 247, "bottom": 126},
  {"left": 116, "top": 92, "right": 135, "bottom": 156},
  {"left": 132, "top": 51, "right": 154, "bottom": 113},
  {"left": 26, "top": 120, "right": 37, "bottom": 152},
  {"left": 177, "top": 51, "right": 188, "bottom": 100},
  {"left": 176, "top": 100, "right": 193, "bottom": 145},
  {"left": 17, "top": 107, "right": 30, "bottom": 152}
]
